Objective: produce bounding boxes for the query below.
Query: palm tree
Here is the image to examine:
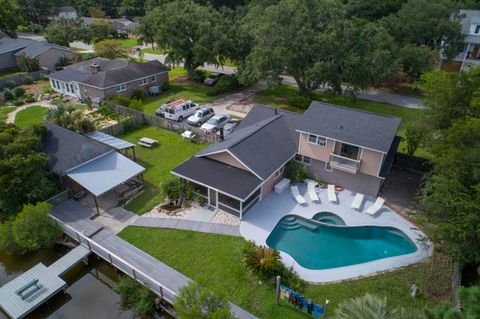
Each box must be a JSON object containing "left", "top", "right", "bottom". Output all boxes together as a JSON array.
[{"left": 335, "top": 294, "right": 423, "bottom": 319}]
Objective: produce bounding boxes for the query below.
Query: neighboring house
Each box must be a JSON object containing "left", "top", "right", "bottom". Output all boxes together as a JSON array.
[
  {"left": 42, "top": 121, "right": 145, "bottom": 212},
  {"left": 81, "top": 17, "right": 138, "bottom": 34},
  {"left": 14, "top": 42, "right": 77, "bottom": 71},
  {"left": 172, "top": 103, "right": 401, "bottom": 219},
  {"left": 55, "top": 6, "right": 78, "bottom": 20},
  {"left": 443, "top": 9, "right": 480, "bottom": 72},
  {"left": 45, "top": 57, "right": 169, "bottom": 103},
  {"left": 0, "top": 35, "right": 75, "bottom": 72}
]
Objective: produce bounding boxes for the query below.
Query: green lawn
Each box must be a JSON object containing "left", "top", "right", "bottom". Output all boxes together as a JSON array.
[
  {"left": 141, "top": 47, "right": 165, "bottom": 55},
  {"left": 119, "top": 38, "right": 138, "bottom": 48},
  {"left": 254, "top": 85, "right": 430, "bottom": 158},
  {"left": 119, "top": 227, "right": 452, "bottom": 319},
  {"left": 118, "top": 126, "right": 207, "bottom": 214},
  {"left": 14, "top": 106, "right": 48, "bottom": 128},
  {"left": 0, "top": 106, "right": 15, "bottom": 122},
  {"left": 0, "top": 70, "right": 27, "bottom": 79}
]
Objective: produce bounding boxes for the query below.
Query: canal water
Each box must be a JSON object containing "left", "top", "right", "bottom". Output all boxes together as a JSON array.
[{"left": 0, "top": 246, "right": 170, "bottom": 319}]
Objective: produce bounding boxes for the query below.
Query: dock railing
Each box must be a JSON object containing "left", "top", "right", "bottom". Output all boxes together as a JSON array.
[{"left": 50, "top": 215, "right": 179, "bottom": 304}]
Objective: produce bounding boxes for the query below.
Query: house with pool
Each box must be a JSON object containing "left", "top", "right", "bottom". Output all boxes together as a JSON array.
[
  {"left": 172, "top": 101, "right": 400, "bottom": 219},
  {"left": 173, "top": 102, "right": 431, "bottom": 282}
]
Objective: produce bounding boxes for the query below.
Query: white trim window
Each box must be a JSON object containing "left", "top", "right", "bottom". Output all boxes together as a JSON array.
[
  {"left": 140, "top": 77, "right": 148, "bottom": 86},
  {"left": 149, "top": 75, "right": 156, "bottom": 82},
  {"left": 307, "top": 134, "right": 326, "bottom": 146},
  {"left": 295, "top": 154, "right": 311, "bottom": 165},
  {"left": 274, "top": 166, "right": 285, "bottom": 178},
  {"left": 116, "top": 83, "right": 127, "bottom": 92}
]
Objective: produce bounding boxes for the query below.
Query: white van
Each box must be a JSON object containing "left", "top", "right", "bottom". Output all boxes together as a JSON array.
[{"left": 164, "top": 100, "right": 199, "bottom": 122}]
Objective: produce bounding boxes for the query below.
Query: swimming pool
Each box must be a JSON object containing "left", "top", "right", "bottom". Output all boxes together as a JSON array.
[
  {"left": 266, "top": 214, "right": 417, "bottom": 270},
  {"left": 312, "top": 212, "right": 345, "bottom": 225}
]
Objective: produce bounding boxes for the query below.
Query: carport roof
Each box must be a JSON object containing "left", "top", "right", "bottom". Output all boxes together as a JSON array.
[
  {"left": 171, "top": 157, "right": 262, "bottom": 200},
  {"left": 66, "top": 151, "right": 145, "bottom": 196}
]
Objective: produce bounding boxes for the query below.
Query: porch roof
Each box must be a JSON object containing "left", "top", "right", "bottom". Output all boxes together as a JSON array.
[
  {"left": 171, "top": 157, "right": 262, "bottom": 200},
  {"left": 66, "top": 151, "right": 145, "bottom": 196}
]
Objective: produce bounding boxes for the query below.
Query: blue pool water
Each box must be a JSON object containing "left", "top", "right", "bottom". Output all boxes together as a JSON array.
[
  {"left": 266, "top": 214, "right": 417, "bottom": 269},
  {"left": 312, "top": 212, "right": 345, "bottom": 225}
]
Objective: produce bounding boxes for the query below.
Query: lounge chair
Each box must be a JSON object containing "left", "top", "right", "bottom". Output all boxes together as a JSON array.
[
  {"left": 366, "top": 197, "right": 385, "bottom": 216},
  {"left": 305, "top": 179, "right": 320, "bottom": 203},
  {"left": 327, "top": 184, "right": 337, "bottom": 203},
  {"left": 351, "top": 193, "right": 365, "bottom": 211},
  {"left": 291, "top": 185, "right": 307, "bottom": 205}
]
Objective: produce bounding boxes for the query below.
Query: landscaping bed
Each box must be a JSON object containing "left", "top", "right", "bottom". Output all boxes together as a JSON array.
[
  {"left": 118, "top": 126, "right": 207, "bottom": 214},
  {"left": 119, "top": 227, "right": 452, "bottom": 319},
  {"left": 254, "top": 85, "right": 430, "bottom": 158}
]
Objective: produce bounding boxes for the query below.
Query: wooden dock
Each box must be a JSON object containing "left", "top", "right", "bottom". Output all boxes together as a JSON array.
[
  {"left": 0, "top": 246, "right": 91, "bottom": 319},
  {"left": 51, "top": 200, "right": 258, "bottom": 319}
]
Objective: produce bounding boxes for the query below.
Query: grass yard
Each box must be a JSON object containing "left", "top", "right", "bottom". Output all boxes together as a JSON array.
[
  {"left": 141, "top": 47, "right": 166, "bottom": 55},
  {"left": 118, "top": 126, "right": 207, "bottom": 214},
  {"left": 254, "top": 85, "right": 430, "bottom": 158},
  {"left": 119, "top": 38, "right": 138, "bottom": 48},
  {"left": 119, "top": 227, "right": 452, "bottom": 319},
  {"left": 0, "top": 70, "right": 27, "bottom": 79},
  {"left": 0, "top": 106, "right": 14, "bottom": 122},
  {"left": 14, "top": 106, "right": 48, "bottom": 128}
]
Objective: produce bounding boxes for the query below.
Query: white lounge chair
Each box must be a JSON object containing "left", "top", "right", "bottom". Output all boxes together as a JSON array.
[
  {"left": 291, "top": 185, "right": 307, "bottom": 205},
  {"left": 351, "top": 193, "right": 365, "bottom": 211},
  {"left": 327, "top": 184, "right": 337, "bottom": 203},
  {"left": 366, "top": 197, "right": 385, "bottom": 216},
  {"left": 305, "top": 179, "right": 320, "bottom": 203}
]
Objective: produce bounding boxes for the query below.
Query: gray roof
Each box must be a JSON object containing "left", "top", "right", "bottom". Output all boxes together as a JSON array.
[
  {"left": 42, "top": 121, "right": 112, "bottom": 176},
  {"left": 66, "top": 151, "right": 145, "bottom": 196},
  {"left": 87, "top": 131, "right": 135, "bottom": 150},
  {"left": 296, "top": 101, "right": 402, "bottom": 153},
  {"left": 0, "top": 37, "right": 34, "bottom": 54},
  {"left": 197, "top": 105, "right": 300, "bottom": 180},
  {"left": 172, "top": 157, "right": 262, "bottom": 200},
  {"left": 14, "top": 42, "right": 72, "bottom": 58},
  {"left": 48, "top": 58, "right": 169, "bottom": 88}
]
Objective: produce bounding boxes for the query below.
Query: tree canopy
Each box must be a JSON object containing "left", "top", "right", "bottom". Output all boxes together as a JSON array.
[
  {"left": 94, "top": 39, "right": 127, "bottom": 59},
  {"left": 45, "top": 18, "right": 84, "bottom": 46},
  {"left": 0, "top": 0, "right": 23, "bottom": 37},
  {"left": 0, "top": 124, "right": 57, "bottom": 220}
]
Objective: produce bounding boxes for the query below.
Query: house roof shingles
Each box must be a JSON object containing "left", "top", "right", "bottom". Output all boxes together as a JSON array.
[
  {"left": 14, "top": 42, "right": 72, "bottom": 58},
  {"left": 46, "top": 58, "right": 169, "bottom": 88},
  {"left": 0, "top": 37, "right": 34, "bottom": 54},
  {"left": 296, "top": 101, "right": 401, "bottom": 153}
]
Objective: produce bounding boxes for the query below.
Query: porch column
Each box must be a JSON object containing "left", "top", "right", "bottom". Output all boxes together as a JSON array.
[
  {"left": 461, "top": 43, "right": 471, "bottom": 71},
  {"left": 240, "top": 201, "right": 243, "bottom": 220}
]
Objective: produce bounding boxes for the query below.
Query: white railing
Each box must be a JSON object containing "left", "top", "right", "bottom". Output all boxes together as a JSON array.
[
  {"left": 329, "top": 153, "right": 360, "bottom": 174},
  {"left": 50, "top": 215, "right": 178, "bottom": 304}
]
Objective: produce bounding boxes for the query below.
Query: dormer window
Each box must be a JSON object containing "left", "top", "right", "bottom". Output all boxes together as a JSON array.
[{"left": 307, "top": 134, "right": 326, "bottom": 146}]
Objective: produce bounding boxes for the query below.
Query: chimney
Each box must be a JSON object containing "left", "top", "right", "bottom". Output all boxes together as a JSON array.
[
  {"left": 90, "top": 63, "right": 101, "bottom": 74},
  {"left": 219, "top": 128, "right": 224, "bottom": 141}
]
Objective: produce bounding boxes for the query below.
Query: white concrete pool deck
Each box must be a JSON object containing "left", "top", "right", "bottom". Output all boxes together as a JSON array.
[{"left": 239, "top": 185, "right": 432, "bottom": 283}]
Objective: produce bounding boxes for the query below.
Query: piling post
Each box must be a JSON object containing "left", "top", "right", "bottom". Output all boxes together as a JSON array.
[{"left": 275, "top": 276, "right": 281, "bottom": 305}]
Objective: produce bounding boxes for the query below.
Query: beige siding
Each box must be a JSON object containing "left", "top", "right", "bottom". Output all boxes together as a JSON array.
[
  {"left": 297, "top": 132, "right": 334, "bottom": 162},
  {"left": 207, "top": 152, "right": 250, "bottom": 172},
  {"left": 359, "top": 148, "right": 384, "bottom": 177},
  {"left": 261, "top": 171, "right": 283, "bottom": 198}
]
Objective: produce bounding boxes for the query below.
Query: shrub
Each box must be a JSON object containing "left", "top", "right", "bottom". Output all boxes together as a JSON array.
[
  {"left": 279, "top": 265, "right": 305, "bottom": 292},
  {"left": 284, "top": 161, "right": 307, "bottom": 182},
  {"left": 42, "top": 87, "right": 55, "bottom": 94},
  {"left": 131, "top": 88, "right": 144, "bottom": 100},
  {"left": 13, "top": 87, "right": 25, "bottom": 98},
  {"left": 4, "top": 91, "right": 14, "bottom": 101},
  {"left": 175, "top": 282, "right": 233, "bottom": 319},
  {"left": 22, "top": 77, "right": 33, "bottom": 85},
  {"left": 111, "top": 94, "right": 131, "bottom": 107},
  {"left": 206, "top": 74, "right": 242, "bottom": 96},
  {"left": 162, "top": 178, "right": 195, "bottom": 201},
  {"left": 129, "top": 98, "right": 144, "bottom": 111},
  {"left": 13, "top": 100, "right": 24, "bottom": 106},
  {"left": 195, "top": 194, "right": 206, "bottom": 206},
  {"left": 243, "top": 240, "right": 281, "bottom": 279},
  {"left": 96, "top": 105, "right": 115, "bottom": 117},
  {"left": 25, "top": 97, "right": 36, "bottom": 103},
  {"left": 288, "top": 94, "right": 312, "bottom": 109},
  {"left": 192, "top": 70, "right": 206, "bottom": 83},
  {"left": 114, "top": 276, "right": 155, "bottom": 317},
  {"left": 4, "top": 81, "right": 17, "bottom": 90}
]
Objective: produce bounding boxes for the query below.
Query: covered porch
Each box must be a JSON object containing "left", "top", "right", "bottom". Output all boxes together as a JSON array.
[{"left": 172, "top": 157, "right": 262, "bottom": 219}]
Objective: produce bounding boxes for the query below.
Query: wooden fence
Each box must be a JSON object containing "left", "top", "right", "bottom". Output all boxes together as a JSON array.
[
  {"left": 0, "top": 70, "right": 50, "bottom": 89},
  {"left": 104, "top": 102, "right": 220, "bottom": 144}
]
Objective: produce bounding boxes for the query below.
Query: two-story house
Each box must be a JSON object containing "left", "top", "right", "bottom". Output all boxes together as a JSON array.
[
  {"left": 172, "top": 102, "right": 401, "bottom": 219},
  {"left": 443, "top": 9, "right": 480, "bottom": 72},
  {"left": 45, "top": 57, "right": 169, "bottom": 103}
]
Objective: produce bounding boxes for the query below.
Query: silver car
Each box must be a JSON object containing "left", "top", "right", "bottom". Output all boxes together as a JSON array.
[
  {"left": 204, "top": 73, "right": 224, "bottom": 86},
  {"left": 187, "top": 107, "right": 215, "bottom": 126},
  {"left": 201, "top": 114, "right": 230, "bottom": 133}
]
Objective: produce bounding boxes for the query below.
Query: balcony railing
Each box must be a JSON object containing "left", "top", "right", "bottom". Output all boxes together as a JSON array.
[{"left": 329, "top": 153, "right": 361, "bottom": 174}]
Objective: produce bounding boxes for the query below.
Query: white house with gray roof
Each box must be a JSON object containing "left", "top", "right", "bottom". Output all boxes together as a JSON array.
[
  {"left": 45, "top": 57, "right": 169, "bottom": 103},
  {"left": 172, "top": 102, "right": 401, "bottom": 218}
]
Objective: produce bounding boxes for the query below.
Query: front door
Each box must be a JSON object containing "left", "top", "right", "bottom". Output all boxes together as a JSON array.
[{"left": 209, "top": 189, "right": 217, "bottom": 207}]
